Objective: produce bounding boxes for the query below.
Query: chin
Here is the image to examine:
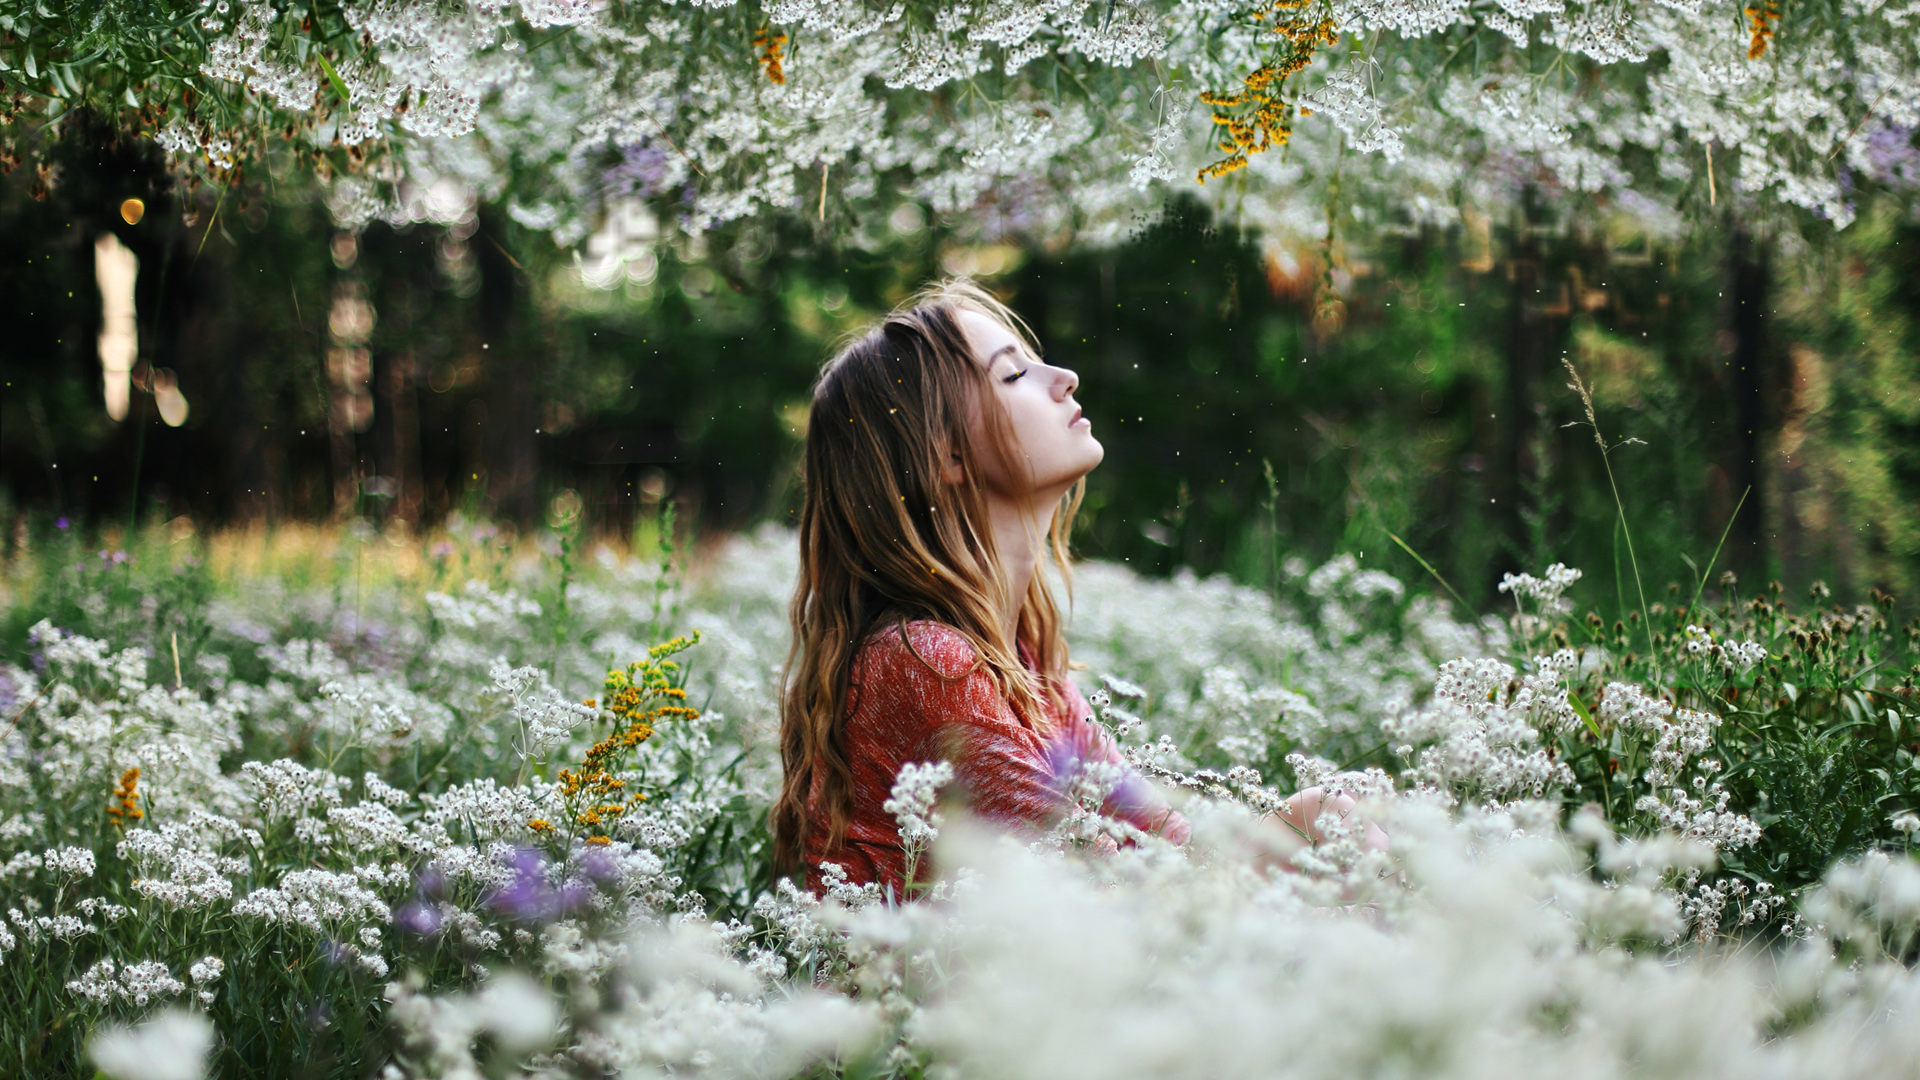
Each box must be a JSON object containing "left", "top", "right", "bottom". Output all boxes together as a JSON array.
[{"left": 1068, "top": 446, "right": 1104, "bottom": 485}]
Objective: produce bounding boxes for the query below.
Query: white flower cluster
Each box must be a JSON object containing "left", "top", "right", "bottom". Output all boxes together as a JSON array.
[
  {"left": 1635, "top": 778, "right": 1762, "bottom": 855},
  {"left": 188, "top": 955, "right": 225, "bottom": 984},
  {"left": 119, "top": 821, "right": 252, "bottom": 909},
  {"left": 1803, "top": 847, "right": 1920, "bottom": 953},
  {"left": 66, "top": 958, "right": 186, "bottom": 1007},
  {"left": 1675, "top": 873, "right": 1786, "bottom": 944},
  {"left": 42, "top": 846, "right": 95, "bottom": 880},
  {"left": 1499, "top": 562, "right": 1584, "bottom": 615},
  {"left": 883, "top": 760, "right": 954, "bottom": 853},
  {"left": 1301, "top": 66, "right": 1405, "bottom": 160},
  {"left": 425, "top": 579, "right": 543, "bottom": 635},
  {"left": 378, "top": 3, "right": 1920, "bottom": 250},
  {"left": 87, "top": 1009, "right": 214, "bottom": 1080},
  {"left": 1598, "top": 682, "right": 1712, "bottom": 787},
  {"left": 384, "top": 969, "right": 558, "bottom": 1076},
  {"left": 6, "top": 524, "right": 1895, "bottom": 1077},
  {"left": 1062, "top": 547, "right": 1499, "bottom": 774},
  {"left": 1047, "top": 757, "right": 1141, "bottom": 852},
  {"left": 232, "top": 867, "right": 394, "bottom": 949},
  {"left": 242, "top": 758, "right": 353, "bottom": 823},
  {"left": 317, "top": 673, "right": 454, "bottom": 748},
  {"left": 1594, "top": 682, "right": 1762, "bottom": 857},
  {"left": 28, "top": 619, "right": 150, "bottom": 699},
  {"left": 1682, "top": 624, "right": 1769, "bottom": 673},
  {"left": 17, "top": 0, "right": 1915, "bottom": 260},
  {"left": 7, "top": 906, "right": 98, "bottom": 948},
  {"left": 377, "top": 797, "right": 1920, "bottom": 1080},
  {"left": 1386, "top": 651, "right": 1580, "bottom": 806},
  {"left": 199, "top": 2, "right": 320, "bottom": 112},
  {"left": 489, "top": 659, "right": 598, "bottom": 756}
]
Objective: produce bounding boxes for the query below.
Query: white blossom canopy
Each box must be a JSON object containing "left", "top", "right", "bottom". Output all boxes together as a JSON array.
[{"left": 5, "top": 0, "right": 1916, "bottom": 247}]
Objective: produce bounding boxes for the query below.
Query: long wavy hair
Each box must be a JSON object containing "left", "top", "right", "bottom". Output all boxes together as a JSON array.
[{"left": 772, "top": 278, "right": 1089, "bottom": 876}]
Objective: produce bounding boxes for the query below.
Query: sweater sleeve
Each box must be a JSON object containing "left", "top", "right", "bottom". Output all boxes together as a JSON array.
[
  {"left": 856, "top": 618, "right": 1082, "bottom": 837},
  {"left": 881, "top": 625, "right": 1074, "bottom": 836},
  {"left": 873, "top": 623, "right": 1188, "bottom": 846}
]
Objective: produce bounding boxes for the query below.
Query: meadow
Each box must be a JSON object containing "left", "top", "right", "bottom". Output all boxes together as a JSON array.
[{"left": 4, "top": 505, "right": 1920, "bottom": 1079}]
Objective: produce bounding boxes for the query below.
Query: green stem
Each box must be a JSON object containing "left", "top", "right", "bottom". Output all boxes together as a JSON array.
[
  {"left": 1600, "top": 445, "right": 1654, "bottom": 679},
  {"left": 1384, "top": 529, "right": 1474, "bottom": 618},
  {"left": 1686, "top": 486, "right": 1751, "bottom": 618}
]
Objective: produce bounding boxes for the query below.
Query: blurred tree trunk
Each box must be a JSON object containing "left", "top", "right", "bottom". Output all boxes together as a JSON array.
[
  {"left": 1499, "top": 227, "right": 1539, "bottom": 566},
  {"left": 475, "top": 206, "right": 539, "bottom": 526},
  {"left": 369, "top": 270, "right": 424, "bottom": 529},
  {"left": 390, "top": 348, "right": 423, "bottom": 525},
  {"left": 1498, "top": 191, "right": 1571, "bottom": 576},
  {"left": 1729, "top": 224, "right": 1771, "bottom": 576}
]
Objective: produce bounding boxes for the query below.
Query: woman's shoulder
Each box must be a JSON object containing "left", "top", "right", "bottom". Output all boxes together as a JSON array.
[{"left": 859, "top": 617, "right": 984, "bottom": 681}]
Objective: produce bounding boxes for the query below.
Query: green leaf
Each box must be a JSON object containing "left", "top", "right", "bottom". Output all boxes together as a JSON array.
[
  {"left": 315, "top": 50, "right": 349, "bottom": 104},
  {"left": 1569, "top": 690, "right": 1602, "bottom": 742}
]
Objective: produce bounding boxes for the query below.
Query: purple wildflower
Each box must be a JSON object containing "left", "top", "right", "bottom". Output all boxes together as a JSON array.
[
  {"left": 395, "top": 900, "right": 444, "bottom": 937},
  {"left": 485, "top": 847, "right": 588, "bottom": 922},
  {"left": 577, "top": 845, "right": 621, "bottom": 884}
]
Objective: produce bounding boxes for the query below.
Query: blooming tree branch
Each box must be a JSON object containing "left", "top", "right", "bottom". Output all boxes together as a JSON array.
[{"left": 0, "top": 0, "right": 1913, "bottom": 251}]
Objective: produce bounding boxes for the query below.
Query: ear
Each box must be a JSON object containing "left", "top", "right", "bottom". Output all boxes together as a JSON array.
[{"left": 940, "top": 450, "right": 965, "bottom": 486}]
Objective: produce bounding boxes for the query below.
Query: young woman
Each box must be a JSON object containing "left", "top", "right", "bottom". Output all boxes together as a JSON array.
[{"left": 772, "top": 279, "right": 1372, "bottom": 898}]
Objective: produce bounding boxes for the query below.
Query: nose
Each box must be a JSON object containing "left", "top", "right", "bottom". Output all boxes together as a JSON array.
[{"left": 1055, "top": 365, "right": 1079, "bottom": 399}]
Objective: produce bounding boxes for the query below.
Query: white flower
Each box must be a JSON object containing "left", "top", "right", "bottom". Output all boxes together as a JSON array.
[
  {"left": 67, "top": 958, "right": 185, "bottom": 1007},
  {"left": 884, "top": 760, "right": 955, "bottom": 851},
  {"left": 119, "top": 823, "right": 247, "bottom": 911},
  {"left": 232, "top": 869, "right": 389, "bottom": 933},
  {"left": 43, "top": 846, "right": 96, "bottom": 880},
  {"left": 490, "top": 659, "right": 598, "bottom": 756},
  {"left": 88, "top": 1008, "right": 213, "bottom": 1080},
  {"left": 1498, "top": 563, "right": 1584, "bottom": 610}
]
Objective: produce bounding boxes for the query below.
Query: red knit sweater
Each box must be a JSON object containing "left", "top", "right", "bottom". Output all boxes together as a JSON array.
[{"left": 801, "top": 618, "right": 1191, "bottom": 898}]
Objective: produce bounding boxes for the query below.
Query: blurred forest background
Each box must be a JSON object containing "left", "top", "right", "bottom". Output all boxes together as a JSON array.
[{"left": 5, "top": 117, "right": 1919, "bottom": 614}]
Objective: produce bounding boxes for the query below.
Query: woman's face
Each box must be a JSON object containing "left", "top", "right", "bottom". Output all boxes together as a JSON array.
[{"left": 954, "top": 307, "right": 1102, "bottom": 496}]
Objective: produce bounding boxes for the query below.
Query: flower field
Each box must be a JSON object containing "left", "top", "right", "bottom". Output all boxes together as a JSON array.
[{"left": 5, "top": 514, "right": 1920, "bottom": 1079}]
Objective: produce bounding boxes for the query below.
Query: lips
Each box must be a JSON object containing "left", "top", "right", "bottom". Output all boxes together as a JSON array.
[{"left": 1069, "top": 406, "right": 1083, "bottom": 427}]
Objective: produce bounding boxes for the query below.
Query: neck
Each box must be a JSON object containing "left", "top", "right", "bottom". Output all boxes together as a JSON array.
[{"left": 983, "top": 481, "right": 1069, "bottom": 645}]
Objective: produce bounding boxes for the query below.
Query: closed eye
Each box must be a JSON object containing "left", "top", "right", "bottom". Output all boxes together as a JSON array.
[{"left": 1002, "top": 368, "right": 1027, "bottom": 384}]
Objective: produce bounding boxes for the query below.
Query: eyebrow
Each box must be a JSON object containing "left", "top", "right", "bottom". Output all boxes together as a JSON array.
[{"left": 986, "top": 344, "right": 1021, "bottom": 368}]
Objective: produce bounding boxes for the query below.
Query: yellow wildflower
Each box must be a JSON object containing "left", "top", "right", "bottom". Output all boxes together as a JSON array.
[
  {"left": 108, "top": 767, "right": 143, "bottom": 827},
  {"left": 1195, "top": 0, "right": 1333, "bottom": 183},
  {"left": 553, "top": 632, "right": 703, "bottom": 835},
  {"left": 754, "top": 28, "right": 788, "bottom": 84},
  {"left": 1745, "top": 0, "right": 1779, "bottom": 58}
]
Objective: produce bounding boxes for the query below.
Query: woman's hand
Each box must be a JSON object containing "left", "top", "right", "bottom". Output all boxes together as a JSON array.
[{"left": 1274, "top": 785, "right": 1390, "bottom": 853}]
